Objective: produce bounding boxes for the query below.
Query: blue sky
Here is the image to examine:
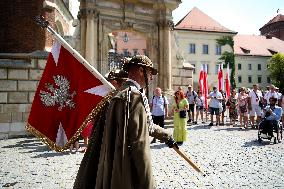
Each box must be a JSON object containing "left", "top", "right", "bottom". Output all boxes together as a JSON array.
[{"left": 172, "top": 0, "right": 284, "bottom": 35}]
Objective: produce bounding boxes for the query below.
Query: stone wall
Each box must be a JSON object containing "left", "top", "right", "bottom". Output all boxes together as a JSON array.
[{"left": 0, "top": 51, "right": 48, "bottom": 139}]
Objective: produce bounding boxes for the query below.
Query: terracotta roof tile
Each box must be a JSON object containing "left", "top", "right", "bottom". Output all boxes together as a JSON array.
[
  {"left": 260, "top": 14, "right": 284, "bottom": 29},
  {"left": 175, "top": 7, "right": 236, "bottom": 33},
  {"left": 234, "top": 34, "right": 284, "bottom": 56}
]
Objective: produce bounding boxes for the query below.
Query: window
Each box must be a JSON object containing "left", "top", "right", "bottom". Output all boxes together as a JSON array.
[
  {"left": 238, "top": 64, "right": 242, "bottom": 70},
  {"left": 248, "top": 76, "right": 252, "bottom": 83},
  {"left": 123, "top": 49, "right": 128, "bottom": 57},
  {"left": 202, "top": 44, "right": 209, "bottom": 54},
  {"left": 215, "top": 65, "right": 219, "bottom": 74},
  {"left": 206, "top": 64, "right": 210, "bottom": 74},
  {"left": 267, "top": 77, "right": 271, "bottom": 83},
  {"left": 248, "top": 64, "right": 252, "bottom": 70},
  {"left": 258, "top": 76, "right": 262, "bottom": 83},
  {"left": 188, "top": 61, "right": 197, "bottom": 74},
  {"left": 191, "top": 64, "right": 196, "bottom": 74},
  {"left": 189, "top": 43, "right": 196, "bottom": 54},
  {"left": 238, "top": 76, "right": 242, "bottom": 83},
  {"left": 216, "top": 45, "right": 222, "bottom": 55},
  {"left": 258, "top": 64, "right": 261, "bottom": 70},
  {"left": 133, "top": 49, "right": 138, "bottom": 56},
  {"left": 201, "top": 62, "right": 209, "bottom": 74},
  {"left": 142, "top": 49, "right": 148, "bottom": 56}
]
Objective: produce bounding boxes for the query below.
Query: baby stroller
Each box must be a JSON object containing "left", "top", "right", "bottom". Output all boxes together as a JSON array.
[{"left": 258, "top": 118, "right": 283, "bottom": 144}]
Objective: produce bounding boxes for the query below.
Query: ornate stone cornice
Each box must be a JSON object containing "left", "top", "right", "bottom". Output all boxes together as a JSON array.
[{"left": 78, "top": 8, "right": 99, "bottom": 19}]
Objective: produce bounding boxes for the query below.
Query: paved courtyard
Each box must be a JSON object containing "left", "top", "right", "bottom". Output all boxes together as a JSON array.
[{"left": 1, "top": 122, "right": 284, "bottom": 189}]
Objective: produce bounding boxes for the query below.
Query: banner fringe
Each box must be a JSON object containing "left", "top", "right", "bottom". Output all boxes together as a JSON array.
[{"left": 26, "top": 91, "right": 115, "bottom": 152}]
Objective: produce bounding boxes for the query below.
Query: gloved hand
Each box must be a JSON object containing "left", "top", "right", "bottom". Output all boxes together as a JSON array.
[{"left": 165, "top": 137, "right": 178, "bottom": 149}]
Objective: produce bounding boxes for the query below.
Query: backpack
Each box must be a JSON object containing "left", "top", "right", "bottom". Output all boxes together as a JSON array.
[
  {"left": 186, "top": 90, "right": 197, "bottom": 100},
  {"left": 152, "top": 95, "right": 166, "bottom": 109}
]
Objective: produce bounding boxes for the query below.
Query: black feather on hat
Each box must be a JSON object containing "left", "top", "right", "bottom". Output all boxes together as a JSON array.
[
  {"left": 123, "top": 55, "right": 158, "bottom": 75},
  {"left": 105, "top": 69, "right": 128, "bottom": 81}
]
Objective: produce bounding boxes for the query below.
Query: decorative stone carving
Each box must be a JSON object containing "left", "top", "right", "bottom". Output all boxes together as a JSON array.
[{"left": 120, "top": 21, "right": 134, "bottom": 30}]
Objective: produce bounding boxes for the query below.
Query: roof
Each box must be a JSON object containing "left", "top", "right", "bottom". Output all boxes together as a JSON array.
[
  {"left": 234, "top": 34, "right": 284, "bottom": 56},
  {"left": 175, "top": 7, "right": 236, "bottom": 33},
  {"left": 260, "top": 14, "right": 284, "bottom": 29}
]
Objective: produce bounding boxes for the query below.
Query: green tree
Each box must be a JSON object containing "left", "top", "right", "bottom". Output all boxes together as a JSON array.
[
  {"left": 267, "top": 52, "right": 284, "bottom": 90},
  {"left": 216, "top": 36, "right": 236, "bottom": 88}
]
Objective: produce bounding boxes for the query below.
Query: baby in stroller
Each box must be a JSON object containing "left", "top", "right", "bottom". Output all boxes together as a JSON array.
[{"left": 258, "top": 97, "right": 283, "bottom": 143}]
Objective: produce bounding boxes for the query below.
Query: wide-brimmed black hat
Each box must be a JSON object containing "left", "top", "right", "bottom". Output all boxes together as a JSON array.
[
  {"left": 123, "top": 55, "right": 158, "bottom": 75},
  {"left": 105, "top": 69, "right": 128, "bottom": 81}
]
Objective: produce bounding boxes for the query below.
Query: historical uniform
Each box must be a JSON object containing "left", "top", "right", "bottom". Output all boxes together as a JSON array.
[{"left": 73, "top": 55, "right": 174, "bottom": 189}]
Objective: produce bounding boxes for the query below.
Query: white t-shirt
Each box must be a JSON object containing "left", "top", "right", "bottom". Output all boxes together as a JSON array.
[
  {"left": 248, "top": 90, "right": 263, "bottom": 105},
  {"left": 209, "top": 91, "right": 222, "bottom": 108},
  {"left": 264, "top": 91, "right": 281, "bottom": 102},
  {"left": 196, "top": 96, "right": 205, "bottom": 107},
  {"left": 186, "top": 90, "right": 197, "bottom": 104}
]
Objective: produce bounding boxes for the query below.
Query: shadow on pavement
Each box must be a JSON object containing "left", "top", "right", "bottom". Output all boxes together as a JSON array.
[
  {"left": 31, "top": 151, "right": 71, "bottom": 158},
  {"left": 150, "top": 143, "right": 167, "bottom": 149},
  {"left": 187, "top": 125, "right": 212, "bottom": 130},
  {"left": 242, "top": 139, "right": 268, "bottom": 147},
  {"left": 2, "top": 137, "right": 71, "bottom": 158},
  {"left": 214, "top": 127, "right": 250, "bottom": 132}
]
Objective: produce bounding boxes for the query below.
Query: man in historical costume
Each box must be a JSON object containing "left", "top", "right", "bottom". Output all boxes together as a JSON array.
[{"left": 73, "top": 55, "right": 176, "bottom": 189}]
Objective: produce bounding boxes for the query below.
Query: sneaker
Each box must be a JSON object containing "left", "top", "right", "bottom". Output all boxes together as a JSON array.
[
  {"left": 187, "top": 119, "right": 191, "bottom": 123},
  {"left": 176, "top": 142, "right": 183, "bottom": 145},
  {"left": 193, "top": 121, "right": 197, "bottom": 124},
  {"left": 202, "top": 121, "right": 205, "bottom": 124},
  {"left": 208, "top": 122, "right": 213, "bottom": 126}
]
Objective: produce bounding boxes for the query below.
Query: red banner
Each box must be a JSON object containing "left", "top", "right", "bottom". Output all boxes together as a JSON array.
[{"left": 26, "top": 42, "right": 112, "bottom": 151}]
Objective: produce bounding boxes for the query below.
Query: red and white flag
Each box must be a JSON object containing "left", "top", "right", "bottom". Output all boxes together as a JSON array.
[
  {"left": 199, "top": 65, "right": 204, "bottom": 96},
  {"left": 225, "top": 64, "right": 231, "bottom": 98},
  {"left": 203, "top": 64, "right": 209, "bottom": 109},
  {"left": 218, "top": 64, "right": 224, "bottom": 91},
  {"left": 26, "top": 41, "right": 113, "bottom": 152}
]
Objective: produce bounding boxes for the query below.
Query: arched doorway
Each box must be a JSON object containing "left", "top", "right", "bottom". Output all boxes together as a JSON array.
[{"left": 77, "top": 0, "right": 181, "bottom": 93}]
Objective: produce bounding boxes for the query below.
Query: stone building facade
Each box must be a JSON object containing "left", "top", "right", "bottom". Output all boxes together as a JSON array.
[
  {"left": 174, "top": 7, "right": 236, "bottom": 91},
  {"left": 0, "top": 0, "right": 184, "bottom": 138},
  {"left": 0, "top": 0, "right": 77, "bottom": 139}
]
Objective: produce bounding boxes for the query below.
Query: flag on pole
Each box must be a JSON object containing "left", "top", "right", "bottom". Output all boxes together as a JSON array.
[
  {"left": 218, "top": 64, "right": 224, "bottom": 91},
  {"left": 199, "top": 65, "right": 204, "bottom": 96},
  {"left": 225, "top": 64, "right": 231, "bottom": 98},
  {"left": 26, "top": 41, "right": 113, "bottom": 152},
  {"left": 203, "top": 64, "right": 208, "bottom": 109}
]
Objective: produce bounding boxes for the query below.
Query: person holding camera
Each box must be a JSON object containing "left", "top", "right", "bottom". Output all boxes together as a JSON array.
[
  {"left": 260, "top": 97, "right": 282, "bottom": 139},
  {"left": 208, "top": 86, "right": 223, "bottom": 126}
]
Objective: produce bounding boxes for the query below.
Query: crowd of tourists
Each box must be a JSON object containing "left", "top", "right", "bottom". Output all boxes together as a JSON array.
[{"left": 149, "top": 83, "right": 284, "bottom": 146}]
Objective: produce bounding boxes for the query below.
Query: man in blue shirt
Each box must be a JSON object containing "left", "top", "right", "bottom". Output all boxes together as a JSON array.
[
  {"left": 150, "top": 87, "right": 169, "bottom": 143},
  {"left": 260, "top": 97, "right": 283, "bottom": 139}
]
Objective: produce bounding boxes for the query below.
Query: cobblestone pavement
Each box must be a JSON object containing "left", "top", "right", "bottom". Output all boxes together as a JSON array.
[{"left": 1, "top": 122, "right": 284, "bottom": 189}]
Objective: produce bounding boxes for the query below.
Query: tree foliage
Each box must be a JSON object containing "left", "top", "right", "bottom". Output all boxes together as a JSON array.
[
  {"left": 216, "top": 36, "right": 236, "bottom": 88},
  {"left": 268, "top": 53, "right": 284, "bottom": 91}
]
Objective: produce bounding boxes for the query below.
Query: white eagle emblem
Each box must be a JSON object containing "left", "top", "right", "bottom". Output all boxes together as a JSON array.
[{"left": 39, "top": 75, "right": 76, "bottom": 111}]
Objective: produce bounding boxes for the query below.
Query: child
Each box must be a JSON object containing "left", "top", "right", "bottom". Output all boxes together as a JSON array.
[{"left": 195, "top": 91, "right": 205, "bottom": 124}]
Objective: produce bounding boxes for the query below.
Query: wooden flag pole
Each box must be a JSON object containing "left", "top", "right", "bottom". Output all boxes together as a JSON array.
[
  {"left": 173, "top": 146, "right": 206, "bottom": 176},
  {"left": 34, "top": 15, "right": 115, "bottom": 91}
]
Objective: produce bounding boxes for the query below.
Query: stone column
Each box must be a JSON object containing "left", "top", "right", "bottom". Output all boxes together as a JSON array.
[
  {"left": 85, "top": 10, "right": 98, "bottom": 68},
  {"left": 79, "top": 12, "right": 86, "bottom": 57},
  {"left": 164, "top": 21, "right": 173, "bottom": 91},
  {"left": 158, "top": 20, "right": 173, "bottom": 92}
]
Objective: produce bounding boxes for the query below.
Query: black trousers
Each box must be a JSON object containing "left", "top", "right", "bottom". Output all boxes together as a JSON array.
[
  {"left": 152, "top": 115, "right": 165, "bottom": 128},
  {"left": 260, "top": 120, "right": 278, "bottom": 137}
]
